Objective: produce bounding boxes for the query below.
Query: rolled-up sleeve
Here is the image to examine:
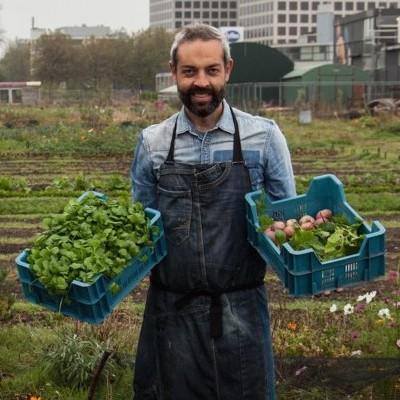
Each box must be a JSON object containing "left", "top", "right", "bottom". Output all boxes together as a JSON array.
[
  {"left": 130, "top": 132, "right": 158, "bottom": 209},
  {"left": 264, "top": 121, "right": 296, "bottom": 201}
]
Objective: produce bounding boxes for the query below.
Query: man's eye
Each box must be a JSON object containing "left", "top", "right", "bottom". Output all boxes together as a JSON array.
[
  {"left": 208, "top": 68, "right": 219, "bottom": 75},
  {"left": 182, "top": 70, "right": 194, "bottom": 76}
]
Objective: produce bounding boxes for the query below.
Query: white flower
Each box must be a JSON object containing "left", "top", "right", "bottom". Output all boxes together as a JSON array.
[
  {"left": 357, "top": 294, "right": 366, "bottom": 302},
  {"left": 365, "top": 291, "right": 377, "bottom": 303},
  {"left": 295, "top": 366, "right": 308, "bottom": 376},
  {"left": 378, "top": 308, "right": 391, "bottom": 319},
  {"left": 351, "top": 350, "right": 362, "bottom": 356},
  {"left": 357, "top": 291, "right": 377, "bottom": 303},
  {"left": 330, "top": 304, "right": 337, "bottom": 313},
  {"left": 344, "top": 304, "right": 354, "bottom": 315}
]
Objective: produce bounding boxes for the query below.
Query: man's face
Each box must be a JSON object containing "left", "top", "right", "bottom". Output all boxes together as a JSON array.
[{"left": 171, "top": 39, "right": 233, "bottom": 118}]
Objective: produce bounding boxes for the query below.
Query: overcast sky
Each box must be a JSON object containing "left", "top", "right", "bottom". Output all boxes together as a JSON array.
[{"left": 0, "top": 0, "right": 150, "bottom": 43}]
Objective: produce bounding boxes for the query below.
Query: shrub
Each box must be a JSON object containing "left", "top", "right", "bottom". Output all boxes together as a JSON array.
[{"left": 42, "top": 330, "right": 119, "bottom": 389}]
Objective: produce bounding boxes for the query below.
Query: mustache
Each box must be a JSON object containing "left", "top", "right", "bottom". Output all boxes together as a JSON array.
[{"left": 188, "top": 86, "right": 214, "bottom": 95}]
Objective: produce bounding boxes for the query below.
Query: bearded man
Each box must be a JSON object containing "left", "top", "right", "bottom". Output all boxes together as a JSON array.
[{"left": 131, "top": 23, "right": 295, "bottom": 400}]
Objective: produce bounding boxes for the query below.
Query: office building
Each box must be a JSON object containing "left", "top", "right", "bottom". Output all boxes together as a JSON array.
[
  {"left": 239, "top": 0, "right": 400, "bottom": 45},
  {"left": 149, "top": 0, "right": 238, "bottom": 30},
  {"left": 150, "top": 1, "right": 400, "bottom": 45}
]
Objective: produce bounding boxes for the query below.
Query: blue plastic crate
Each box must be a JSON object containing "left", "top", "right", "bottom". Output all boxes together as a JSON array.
[
  {"left": 245, "top": 174, "right": 386, "bottom": 296},
  {"left": 15, "top": 193, "right": 167, "bottom": 324}
]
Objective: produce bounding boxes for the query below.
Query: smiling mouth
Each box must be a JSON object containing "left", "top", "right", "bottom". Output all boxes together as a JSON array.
[{"left": 192, "top": 93, "right": 211, "bottom": 100}]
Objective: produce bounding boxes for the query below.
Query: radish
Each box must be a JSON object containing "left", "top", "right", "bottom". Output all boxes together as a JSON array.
[
  {"left": 300, "top": 221, "right": 314, "bottom": 231},
  {"left": 284, "top": 225, "right": 295, "bottom": 238},
  {"left": 314, "top": 217, "right": 325, "bottom": 227},
  {"left": 265, "top": 228, "right": 276, "bottom": 243},
  {"left": 272, "top": 221, "right": 286, "bottom": 231},
  {"left": 315, "top": 209, "right": 332, "bottom": 221},
  {"left": 299, "top": 215, "right": 315, "bottom": 225},
  {"left": 286, "top": 218, "right": 297, "bottom": 227}
]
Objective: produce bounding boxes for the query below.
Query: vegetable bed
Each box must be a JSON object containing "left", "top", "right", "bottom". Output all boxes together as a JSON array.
[
  {"left": 246, "top": 174, "right": 386, "bottom": 296},
  {"left": 15, "top": 192, "right": 167, "bottom": 323}
]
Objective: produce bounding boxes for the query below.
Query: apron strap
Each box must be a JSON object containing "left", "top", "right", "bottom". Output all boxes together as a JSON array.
[
  {"left": 166, "top": 104, "right": 244, "bottom": 163},
  {"left": 230, "top": 105, "right": 243, "bottom": 163},
  {"left": 166, "top": 117, "right": 178, "bottom": 162}
]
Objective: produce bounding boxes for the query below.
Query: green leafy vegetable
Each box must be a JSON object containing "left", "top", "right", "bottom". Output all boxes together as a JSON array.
[
  {"left": 28, "top": 192, "right": 155, "bottom": 296},
  {"left": 288, "top": 217, "right": 364, "bottom": 261},
  {"left": 255, "top": 192, "right": 273, "bottom": 232}
]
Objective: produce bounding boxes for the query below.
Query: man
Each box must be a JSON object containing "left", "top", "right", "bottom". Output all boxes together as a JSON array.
[{"left": 131, "top": 24, "right": 295, "bottom": 400}]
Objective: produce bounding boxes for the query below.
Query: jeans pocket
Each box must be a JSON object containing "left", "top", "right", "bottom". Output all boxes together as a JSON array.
[{"left": 157, "top": 185, "right": 192, "bottom": 246}]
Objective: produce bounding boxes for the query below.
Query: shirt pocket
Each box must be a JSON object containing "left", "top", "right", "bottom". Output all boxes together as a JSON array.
[
  {"left": 157, "top": 185, "right": 192, "bottom": 246},
  {"left": 245, "top": 162, "right": 264, "bottom": 191}
]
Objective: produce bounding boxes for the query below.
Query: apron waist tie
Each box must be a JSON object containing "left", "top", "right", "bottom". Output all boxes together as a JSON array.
[{"left": 150, "top": 278, "right": 264, "bottom": 339}]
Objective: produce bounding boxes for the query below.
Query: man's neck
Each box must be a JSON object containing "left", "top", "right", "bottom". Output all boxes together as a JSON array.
[{"left": 185, "top": 102, "right": 224, "bottom": 133}]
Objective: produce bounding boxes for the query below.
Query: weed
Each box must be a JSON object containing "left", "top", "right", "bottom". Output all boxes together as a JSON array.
[{"left": 41, "top": 329, "right": 118, "bottom": 389}]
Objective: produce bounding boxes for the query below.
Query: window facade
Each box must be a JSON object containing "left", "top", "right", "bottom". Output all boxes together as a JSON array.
[{"left": 150, "top": 0, "right": 400, "bottom": 47}]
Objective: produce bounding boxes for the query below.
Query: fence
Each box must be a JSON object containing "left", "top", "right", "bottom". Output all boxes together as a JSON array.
[
  {"left": 225, "top": 81, "right": 400, "bottom": 117},
  {"left": 8, "top": 82, "right": 400, "bottom": 118}
]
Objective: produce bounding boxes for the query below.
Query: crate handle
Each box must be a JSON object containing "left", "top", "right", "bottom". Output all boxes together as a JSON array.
[{"left": 145, "top": 207, "right": 161, "bottom": 226}]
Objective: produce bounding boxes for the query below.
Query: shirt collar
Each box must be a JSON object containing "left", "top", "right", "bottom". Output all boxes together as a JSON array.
[{"left": 176, "top": 98, "right": 236, "bottom": 135}]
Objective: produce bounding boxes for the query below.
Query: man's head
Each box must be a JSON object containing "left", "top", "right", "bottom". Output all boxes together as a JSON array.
[{"left": 170, "top": 24, "right": 233, "bottom": 118}]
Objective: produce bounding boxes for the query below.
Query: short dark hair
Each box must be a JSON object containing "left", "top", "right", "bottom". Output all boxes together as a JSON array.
[{"left": 170, "top": 23, "right": 231, "bottom": 68}]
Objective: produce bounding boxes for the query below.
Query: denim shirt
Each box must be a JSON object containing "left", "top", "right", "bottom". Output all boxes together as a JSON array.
[{"left": 131, "top": 99, "right": 296, "bottom": 209}]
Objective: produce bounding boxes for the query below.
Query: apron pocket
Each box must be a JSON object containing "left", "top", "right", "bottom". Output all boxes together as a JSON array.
[
  {"left": 245, "top": 162, "right": 264, "bottom": 191},
  {"left": 157, "top": 185, "right": 192, "bottom": 246}
]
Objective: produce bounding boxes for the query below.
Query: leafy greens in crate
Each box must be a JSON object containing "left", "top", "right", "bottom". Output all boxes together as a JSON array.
[{"left": 28, "top": 192, "right": 157, "bottom": 295}]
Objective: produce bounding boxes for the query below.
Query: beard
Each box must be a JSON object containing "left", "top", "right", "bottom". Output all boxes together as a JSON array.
[{"left": 177, "top": 84, "right": 225, "bottom": 118}]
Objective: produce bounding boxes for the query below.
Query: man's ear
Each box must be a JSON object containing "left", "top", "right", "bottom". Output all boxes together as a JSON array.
[{"left": 225, "top": 59, "right": 234, "bottom": 83}]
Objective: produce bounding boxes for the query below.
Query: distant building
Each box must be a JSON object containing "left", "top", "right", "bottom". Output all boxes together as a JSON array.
[
  {"left": 335, "top": 8, "right": 400, "bottom": 80},
  {"left": 30, "top": 17, "right": 113, "bottom": 42},
  {"left": 55, "top": 25, "right": 112, "bottom": 40},
  {"left": 239, "top": 0, "right": 400, "bottom": 45},
  {"left": 0, "top": 81, "right": 41, "bottom": 105},
  {"left": 149, "top": 0, "right": 238, "bottom": 29}
]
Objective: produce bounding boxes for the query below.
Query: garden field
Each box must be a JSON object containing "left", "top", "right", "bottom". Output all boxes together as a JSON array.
[{"left": 0, "top": 103, "right": 399, "bottom": 400}]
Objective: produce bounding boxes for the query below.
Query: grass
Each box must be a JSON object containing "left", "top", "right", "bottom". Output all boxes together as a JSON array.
[
  {"left": 1, "top": 106, "right": 399, "bottom": 399},
  {"left": 0, "top": 197, "right": 71, "bottom": 215},
  {"left": 0, "top": 301, "right": 143, "bottom": 399}
]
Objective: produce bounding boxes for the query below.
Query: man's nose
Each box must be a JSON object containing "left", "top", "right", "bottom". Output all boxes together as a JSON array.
[{"left": 194, "top": 71, "right": 209, "bottom": 87}]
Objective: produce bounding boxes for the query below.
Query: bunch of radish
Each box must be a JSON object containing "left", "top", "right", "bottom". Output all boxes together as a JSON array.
[{"left": 264, "top": 208, "right": 333, "bottom": 245}]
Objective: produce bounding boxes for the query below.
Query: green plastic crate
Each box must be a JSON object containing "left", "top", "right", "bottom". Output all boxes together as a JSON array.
[{"left": 245, "top": 174, "right": 386, "bottom": 296}]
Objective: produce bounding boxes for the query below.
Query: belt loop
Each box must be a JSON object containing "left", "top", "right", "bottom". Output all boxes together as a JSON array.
[{"left": 210, "top": 294, "right": 223, "bottom": 339}]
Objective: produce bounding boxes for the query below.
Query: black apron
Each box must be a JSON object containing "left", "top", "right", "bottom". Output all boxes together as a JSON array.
[{"left": 133, "top": 106, "right": 276, "bottom": 400}]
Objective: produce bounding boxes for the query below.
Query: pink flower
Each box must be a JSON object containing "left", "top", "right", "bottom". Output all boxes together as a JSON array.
[
  {"left": 351, "top": 331, "right": 360, "bottom": 340},
  {"left": 387, "top": 270, "right": 399, "bottom": 284},
  {"left": 396, "top": 339, "right": 400, "bottom": 349},
  {"left": 355, "top": 303, "right": 366, "bottom": 313}
]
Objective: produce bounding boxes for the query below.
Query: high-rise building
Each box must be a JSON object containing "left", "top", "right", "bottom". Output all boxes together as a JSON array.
[
  {"left": 149, "top": 0, "right": 238, "bottom": 30},
  {"left": 239, "top": 0, "right": 400, "bottom": 45},
  {"left": 150, "top": 1, "right": 400, "bottom": 46}
]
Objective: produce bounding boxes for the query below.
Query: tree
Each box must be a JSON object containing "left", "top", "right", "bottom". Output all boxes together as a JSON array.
[
  {"left": 32, "top": 33, "right": 79, "bottom": 92},
  {"left": 130, "top": 28, "right": 175, "bottom": 91},
  {"left": 108, "top": 35, "right": 135, "bottom": 89},
  {"left": 82, "top": 38, "right": 114, "bottom": 90},
  {"left": 0, "top": 40, "right": 31, "bottom": 81}
]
